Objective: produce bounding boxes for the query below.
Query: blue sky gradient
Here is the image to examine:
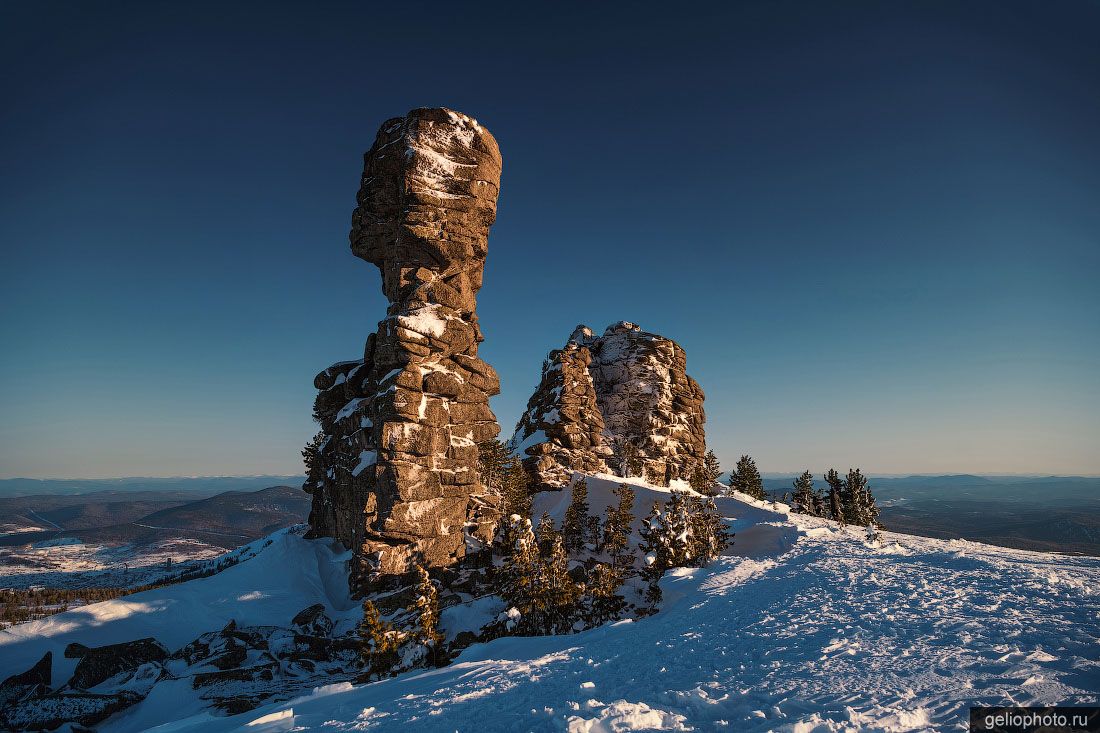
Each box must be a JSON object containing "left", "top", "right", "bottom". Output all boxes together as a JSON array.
[{"left": 2, "top": 0, "right": 1098, "bottom": 477}]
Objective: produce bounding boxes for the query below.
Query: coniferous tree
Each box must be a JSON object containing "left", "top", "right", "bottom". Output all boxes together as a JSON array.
[
  {"left": 602, "top": 484, "right": 636, "bottom": 572},
  {"left": 358, "top": 600, "right": 402, "bottom": 678},
  {"left": 824, "top": 469, "right": 845, "bottom": 525},
  {"left": 498, "top": 515, "right": 581, "bottom": 635},
  {"left": 536, "top": 512, "right": 556, "bottom": 556},
  {"left": 302, "top": 431, "right": 325, "bottom": 478},
  {"left": 844, "top": 468, "right": 879, "bottom": 528},
  {"left": 409, "top": 564, "right": 443, "bottom": 666},
  {"left": 476, "top": 439, "right": 511, "bottom": 494},
  {"left": 689, "top": 453, "right": 721, "bottom": 496},
  {"left": 562, "top": 477, "right": 591, "bottom": 555},
  {"left": 499, "top": 457, "right": 532, "bottom": 547},
  {"left": 583, "top": 562, "right": 626, "bottom": 626},
  {"left": 539, "top": 534, "right": 581, "bottom": 634},
  {"left": 586, "top": 514, "right": 602, "bottom": 551},
  {"left": 638, "top": 501, "right": 667, "bottom": 606},
  {"left": 790, "top": 471, "right": 817, "bottom": 515},
  {"left": 499, "top": 515, "right": 541, "bottom": 621},
  {"left": 688, "top": 496, "right": 733, "bottom": 565},
  {"left": 727, "top": 455, "right": 765, "bottom": 500},
  {"left": 644, "top": 464, "right": 666, "bottom": 486}
]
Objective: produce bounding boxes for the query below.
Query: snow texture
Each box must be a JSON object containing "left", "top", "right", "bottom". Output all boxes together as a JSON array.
[{"left": 2, "top": 479, "right": 1098, "bottom": 732}]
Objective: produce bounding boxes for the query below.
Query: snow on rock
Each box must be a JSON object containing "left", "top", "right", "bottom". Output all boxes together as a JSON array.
[
  {"left": 304, "top": 107, "right": 504, "bottom": 582},
  {"left": 0, "top": 527, "right": 355, "bottom": 693},
  {"left": 510, "top": 322, "right": 706, "bottom": 490}
]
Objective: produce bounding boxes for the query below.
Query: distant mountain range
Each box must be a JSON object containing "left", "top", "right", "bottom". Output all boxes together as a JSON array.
[
  {"left": 761, "top": 474, "right": 1100, "bottom": 556},
  {"left": 0, "top": 475, "right": 305, "bottom": 498},
  {"left": 0, "top": 485, "right": 310, "bottom": 550}
]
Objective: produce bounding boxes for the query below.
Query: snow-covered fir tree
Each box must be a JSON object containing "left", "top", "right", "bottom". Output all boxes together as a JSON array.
[
  {"left": 582, "top": 560, "right": 626, "bottom": 626},
  {"left": 538, "top": 533, "right": 581, "bottom": 634},
  {"left": 638, "top": 501, "right": 666, "bottom": 606},
  {"left": 536, "top": 512, "right": 556, "bottom": 556},
  {"left": 498, "top": 457, "right": 532, "bottom": 547},
  {"left": 409, "top": 564, "right": 443, "bottom": 666},
  {"left": 688, "top": 495, "right": 733, "bottom": 564}
]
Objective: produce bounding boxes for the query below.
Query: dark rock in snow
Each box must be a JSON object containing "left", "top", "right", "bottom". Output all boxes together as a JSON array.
[
  {"left": 291, "top": 603, "right": 334, "bottom": 636},
  {"left": 0, "top": 651, "right": 51, "bottom": 707},
  {"left": 0, "top": 690, "right": 141, "bottom": 731},
  {"left": 66, "top": 637, "right": 169, "bottom": 690}
]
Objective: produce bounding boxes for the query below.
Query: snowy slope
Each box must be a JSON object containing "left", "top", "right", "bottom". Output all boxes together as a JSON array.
[
  {"left": 0, "top": 527, "right": 357, "bottom": 689},
  {"left": 4, "top": 479, "right": 1098, "bottom": 732}
]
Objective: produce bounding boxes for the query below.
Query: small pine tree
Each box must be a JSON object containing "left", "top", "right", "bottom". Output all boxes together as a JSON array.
[
  {"left": 661, "top": 490, "right": 695, "bottom": 567},
  {"left": 688, "top": 496, "right": 732, "bottom": 565},
  {"left": 727, "top": 455, "right": 765, "bottom": 500},
  {"left": 358, "top": 600, "right": 402, "bottom": 678},
  {"left": 476, "top": 439, "right": 511, "bottom": 494},
  {"left": 602, "top": 484, "right": 636, "bottom": 571},
  {"left": 409, "top": 564, "right": 443, "bottom": 666},
  {"left": 499, "top": 457, "right": 532, "bottom": 547},
  {"left": 844, "top": 468, "right": 879, "bottom": 528},
  {"left": 690, "top": 449, "right": 726, "bottom": 493},
  {"left": 539, "top": 534, "right": 581, "bottom": 634},
  {"left": 500, "top": 514, "right": 541, "bottom": 617},
  {"left": 583, "top": 561, "right": 626, "bottom": 626},
  {"left": 562, "top": 477, "right": 590, "bottom": 555},
  {"left": 302, "top": 431, "right": 325, "bottom": 478},
  {"left": 790, "top": 470, "right": 816, "bottom": 515},
  {"left": 824, "top": 469, "right": 845, "bottom": 525},
  {"left": 638, "top": 501, "right": 666, "bottom": 606},
  {"left": 586, "top": 514, "right": 602, "bottom": 551},
  {"left": 536, "top": 512, "right": 556, "bottom": 556},
  {"left": 644, "top": 463, "right": 666, "bottom": 487}
]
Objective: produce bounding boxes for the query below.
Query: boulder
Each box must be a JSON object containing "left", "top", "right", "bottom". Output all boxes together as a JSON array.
[
  {"left": 67, "top": 638, "right": 169, "bottom": 690},
  {"left": 290, "top": 604, "right": 334, "bottom": 637}
]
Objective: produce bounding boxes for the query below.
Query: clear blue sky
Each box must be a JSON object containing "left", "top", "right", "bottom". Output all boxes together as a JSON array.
[{"left": 2, "top": 1, "right": 1098, "bottom": 478}]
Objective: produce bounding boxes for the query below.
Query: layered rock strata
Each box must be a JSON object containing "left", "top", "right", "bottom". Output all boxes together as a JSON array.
[
  {"left": 510, "top": 322, "right": 706, "bottom": 490},
  {"left": 304, "top": 108, "right": 503, "bottom": 583}
]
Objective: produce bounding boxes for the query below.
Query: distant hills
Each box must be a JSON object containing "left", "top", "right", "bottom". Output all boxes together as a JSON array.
[
  {"left": 0, "top": 475, "right": 306, "bottom": 498},
  {"left": 0, "top": 485, "right": 310, "bottom": 550},
  {"left": 761, "top": 474, "right": 1100, "bottom": 556}
]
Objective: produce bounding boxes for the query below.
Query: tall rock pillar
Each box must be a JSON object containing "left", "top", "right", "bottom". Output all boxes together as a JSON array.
[{"left": 305, "top": 108, "right": 503, "bottom": 585}]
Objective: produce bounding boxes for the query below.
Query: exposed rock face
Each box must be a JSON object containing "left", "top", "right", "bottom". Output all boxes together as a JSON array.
[
  {"left": 304, "top": 108, "right": 504, "bottom": 583},
  {"left": 510, "top": 322, "right": 706, "bottom": 490}
]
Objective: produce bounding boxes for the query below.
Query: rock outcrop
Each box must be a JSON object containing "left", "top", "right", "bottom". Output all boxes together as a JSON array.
[
  {"left": 304, "top": 108, "right": 504, "bottom": 584},
  {"left": 510, "top": 322, "right": 706, "bottom": 490}
]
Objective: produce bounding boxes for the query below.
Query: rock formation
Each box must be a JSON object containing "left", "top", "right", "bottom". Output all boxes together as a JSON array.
[
  {"left": 304, "top": 108, "right": 503, "bottom": 584},
  {"left": 510, "top": 322, "right": 706, "bottom": 490}
]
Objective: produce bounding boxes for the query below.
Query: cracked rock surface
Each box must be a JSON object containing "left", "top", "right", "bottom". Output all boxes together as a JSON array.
[
  {"left": 304, "top": 108, "right": 503, "bottom": 583},
  {"left": 510, "top": 322, "right": 706, "bottom": 490}
]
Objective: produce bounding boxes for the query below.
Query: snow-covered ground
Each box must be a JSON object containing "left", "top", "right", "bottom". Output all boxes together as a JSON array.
[
  {"left": 0, "top": 537, "right": 228, "bottom": 590},
  {"left": 2, "top": 477, "right": 1097, "bottom": 732}
]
